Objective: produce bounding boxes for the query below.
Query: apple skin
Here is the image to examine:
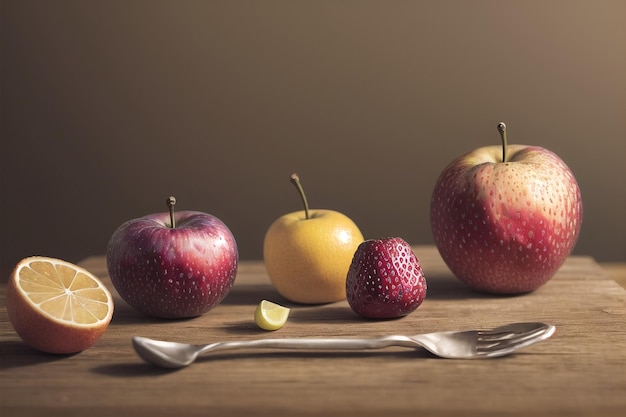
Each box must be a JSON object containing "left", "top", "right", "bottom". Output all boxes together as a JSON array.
[
  {"left": 346, "top": 237, "right": 427, "bottom": 319},
  {"left": 263, "top": 209, "right": 364, "bottom": 304},
  {"left": 430, "top": 144, "right": 583, "bottom": 294},
  {"left": 107, "top": 211, "right": 238, "bottom": 318}
]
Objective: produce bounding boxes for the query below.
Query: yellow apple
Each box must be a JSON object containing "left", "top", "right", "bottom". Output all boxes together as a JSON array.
[{"left": 263, "top": 174, "right": 364, "bottom": 304}]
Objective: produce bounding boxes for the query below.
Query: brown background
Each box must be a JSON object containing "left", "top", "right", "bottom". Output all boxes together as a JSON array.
[{"left": 2, "top": 0, "right": 625, "bottom": 276}]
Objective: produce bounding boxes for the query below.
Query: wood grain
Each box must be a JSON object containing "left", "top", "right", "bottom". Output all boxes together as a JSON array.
[{"left": 1, "top": 246, "right": 625, "bottom": 417}]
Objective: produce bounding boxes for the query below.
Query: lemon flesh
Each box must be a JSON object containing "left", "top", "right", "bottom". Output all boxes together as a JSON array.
[{"left": 254, "top": 300, "right": 290, "bottom": 331}]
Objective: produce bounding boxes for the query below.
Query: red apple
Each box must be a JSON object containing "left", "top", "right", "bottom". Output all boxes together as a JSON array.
[
  {"left": 346, "top": 237, "right": 427, "bottom": 319},
  {"left": 430, "top": 122, "right": 583, "bottom": 294},
  {"left": 107, "top": 197, "right": 238, "bottom": 318}
]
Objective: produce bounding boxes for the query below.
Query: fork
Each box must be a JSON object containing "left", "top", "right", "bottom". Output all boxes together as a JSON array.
[{"left": 132, "top": 322, "right": 555, "bottom": 368}]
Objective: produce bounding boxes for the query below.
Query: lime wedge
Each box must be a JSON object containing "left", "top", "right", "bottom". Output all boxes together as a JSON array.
[{"left": 254, "top": 300, "right": 290, "bottom": 331}]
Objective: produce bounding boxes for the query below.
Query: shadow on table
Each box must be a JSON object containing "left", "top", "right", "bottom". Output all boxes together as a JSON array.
[
  {"left": 0, "top": 340, "right": 75, "bottom": 370},
  {"left": 90, "top": 348, "right": 435, "bottom": 377},
  {"left": 424, "top": 271, "right": 488, "bottom": 300},
  {"left": 109, "top": 298, "right": 178, "bottom": 326},
  {"left": 91, "top": 361, "right": 180, "bottom": 377},
  {"left": 424, "top": 270, "right": 529, "bottom": 301}
]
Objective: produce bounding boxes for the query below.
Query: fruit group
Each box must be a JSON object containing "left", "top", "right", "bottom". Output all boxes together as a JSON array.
[
  {"left": 346, "top": 237, "right": 427, "bottom": 319},
  {"left": 254, "top": 300, "right": 290, "bottom": 331},
  {"left": 6, "top": 256, "right": 114, "bottom": 354},
  {"left": 107, "top": 197, "right": 238, "bottom": 318},
  {"left": 430, "top": 122, "right": 583, "bottom": 294},
  {"left": 263, "top": 174, "right": 364, "bottom": 304}
]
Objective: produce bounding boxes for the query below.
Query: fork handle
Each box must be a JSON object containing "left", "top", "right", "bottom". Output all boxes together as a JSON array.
[{"left": 198, "top": 335, "right": 415, "bottom": 355}]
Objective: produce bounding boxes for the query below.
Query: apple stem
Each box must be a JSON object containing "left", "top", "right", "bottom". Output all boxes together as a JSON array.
[
  {"left": 166, "top": 196, "right": 177, "bottom": 228},
  {"left": 290, "top": 173, "right": 310, "bottom": 220},
  {"left": 497, "top": 122, "right": 508, "bottom": 163}
]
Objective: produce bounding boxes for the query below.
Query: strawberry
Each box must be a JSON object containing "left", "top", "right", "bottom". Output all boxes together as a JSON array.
[{"left": 346, "top": 237, "right": 427, "bottom": 319}]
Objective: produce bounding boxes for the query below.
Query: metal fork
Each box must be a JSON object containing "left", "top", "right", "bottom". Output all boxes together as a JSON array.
[{"left": 132, "top": 322, "right": 555, "bottom": 368}]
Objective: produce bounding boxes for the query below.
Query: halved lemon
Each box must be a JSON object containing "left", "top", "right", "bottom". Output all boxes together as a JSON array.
[
  {"left": 254, "top": 299, "right": 290, "bottom": 331},
  {"left": 6, "top": 256, "right": 114, "bottom": 354}
]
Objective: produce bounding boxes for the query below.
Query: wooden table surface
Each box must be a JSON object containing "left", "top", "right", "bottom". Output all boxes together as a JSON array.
[{"left": 1, "top": 245, "right": 625, "bottom": 417}]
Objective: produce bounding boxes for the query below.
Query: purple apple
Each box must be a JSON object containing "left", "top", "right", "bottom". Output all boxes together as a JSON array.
[
  {"left": 107, "top": 197, "right": 238, "bottom": 318},
  {"left": 430, "top": 122, "right": 583, "bottom": 294},
  {"left": 346, "top": 237, "right": 427, "bottom": 319}
]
